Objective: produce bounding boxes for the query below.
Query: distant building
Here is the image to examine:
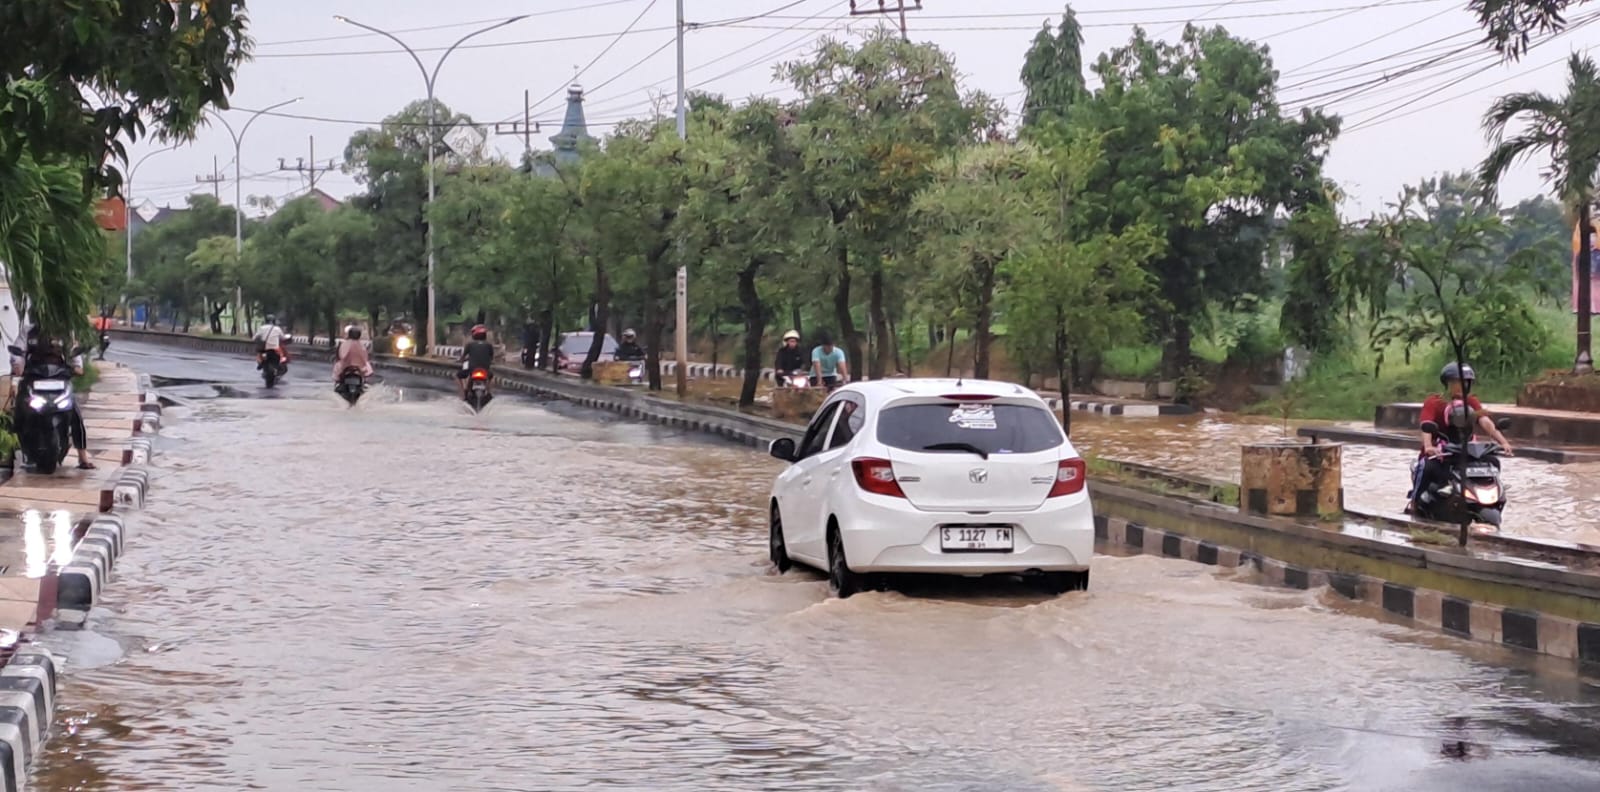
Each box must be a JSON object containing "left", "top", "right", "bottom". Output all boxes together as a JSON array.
[
  {"left": 146, "top": 205, "right": 188, "bottom": 227},
  {"left": 532, "top": 84, "right": 594, "bottom": 178},
  {"left": 307, "top": 188, "right": 343, "bottom": 212}
]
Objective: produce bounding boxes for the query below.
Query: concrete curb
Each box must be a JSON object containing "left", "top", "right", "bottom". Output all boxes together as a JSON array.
[
  {"left": 0, "top": 645, "right": 56, "bottom": 792},
  {"left": 56, "top": 513, "right": 127, "bottom": 627},
  {"left": 1096, "top": 513, "right": 1600, "bottom": 663}
]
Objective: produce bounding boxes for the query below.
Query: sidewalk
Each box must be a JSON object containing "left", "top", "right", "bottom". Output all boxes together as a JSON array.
[
  {"left": 1377, "top": 401, "right": 1600, "bottom": 447},
  {"left": 0, "top": 363, "right": 152, "bottom": 638}
]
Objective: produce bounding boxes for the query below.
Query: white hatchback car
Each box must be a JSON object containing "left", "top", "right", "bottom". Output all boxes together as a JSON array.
[{"left": 766, "top": 379, "right": 1094, "bottom": 597}]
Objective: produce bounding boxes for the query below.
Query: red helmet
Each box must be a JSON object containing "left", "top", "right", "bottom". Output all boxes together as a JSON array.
[{"left": 471, "top": 324, "right": 488, "bottom": 339}]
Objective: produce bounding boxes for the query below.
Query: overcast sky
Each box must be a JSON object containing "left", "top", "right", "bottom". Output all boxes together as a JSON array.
[{"left": 123, "top": 0, "right": 1600, "bottom": 221}]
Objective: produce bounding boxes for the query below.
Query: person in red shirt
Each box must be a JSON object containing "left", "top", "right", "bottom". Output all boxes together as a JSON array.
[{"left": 1412, "top": 362, "right": 1514, "bottom": 509}]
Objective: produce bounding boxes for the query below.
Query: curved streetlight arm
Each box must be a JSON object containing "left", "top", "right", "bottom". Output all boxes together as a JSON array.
[
  {"left": 241, "top": 97, "right": 302, "bottom": 140},
  {"left": 430, "top": 16, "right": 528, "bottom": 87},
  {"left": 206, "top": 109, "right": 241, "bottom": 148},
  {"left": 335, "top": 15, "right": 432, "bottom": 90},
  {"left": 130, "top": 143, "right": 180, "bottom": 182}
]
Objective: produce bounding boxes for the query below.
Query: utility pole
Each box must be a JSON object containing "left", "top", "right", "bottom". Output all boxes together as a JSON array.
[
  {"left": 674, "top": 0, "right": 689, "bottom": 397},
  {"left": 277, "top": 136, "right": 337, "bottom": 191},
  {"left": 195, "top": 156, "right": 224, "bottom": 200},
  {"left": 492, "top": 89, "right": 540, "bottom": 161},
  {"left": 849, "top": 0, "right": 922, "bottom": 39}
]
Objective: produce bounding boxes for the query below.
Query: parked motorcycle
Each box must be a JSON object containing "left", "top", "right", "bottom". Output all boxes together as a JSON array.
[
  {"left": 1413, "top": 413, "right": 1512, "bottom": 538},
  {"left": 465, "top": 368, "right": 493, "bottom": 412},
  {"left": 8, "top": 344, "right": 81, "bottom": 474},
  {"left": 260, "top": 348, "right": 288, "bottom": 388},
  {"left": 335, "top": 367, "right": 366, "bottom": 406}
]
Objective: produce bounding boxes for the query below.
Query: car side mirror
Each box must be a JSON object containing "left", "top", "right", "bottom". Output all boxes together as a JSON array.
[
  {"left": 1420, "top": 420, "right": 1439, "bottom": 435},
  {"left": 769, "top": 437, "right": 797, "bottom": 463},
  {"left": 1495, "top": 417, "right": 1512, "bottom": 431}
]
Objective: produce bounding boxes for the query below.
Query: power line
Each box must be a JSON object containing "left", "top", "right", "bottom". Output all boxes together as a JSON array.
[
  {"left": 715, "top": 1, "right": 1451, "bottom": 32},
  {"left": 495, "top": 0, "right": 664, "bottom": 126},
  {"left": 1344, "top": 46, "right": 1591, "bottom": 133},
  {"left": 252, "top": 25, "right": 678, "bottom": 59},
  {"left": 1281, "top": 2, "right": 1460, "bottom": 76}
]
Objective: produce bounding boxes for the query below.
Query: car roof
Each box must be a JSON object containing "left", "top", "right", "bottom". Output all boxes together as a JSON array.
[{"left": 840, "top": 378, "right": 1043, "bottom": 404}]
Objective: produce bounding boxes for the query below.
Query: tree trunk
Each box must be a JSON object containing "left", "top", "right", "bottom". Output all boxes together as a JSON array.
[
  {"left": 738, "top": 259, "right": 767, "bottom": 408},
  {"left": 927, "top": 321, "right": 937, "bottom": 352},
  {"left": 582, "top": 262, "right": 611, "bottom": 379},
  {"left": 642, "top": 238, "right": 670, "bottom": 391},
  {"left": 888, "top": 309, "right": 905, "bottom": 375},
  {"left": 833, "top": 244, "right": 863, "bottom": 376},
  {"left": 945, "top": 326, "right": 957, "bottom": 377},
  {"left": 974, "top": 261, "right": 996, "bottom": 380},
  {"left": 1579, "top": 205, "right": 1594, "bottom": 372},
  {"left": 868, "top": 270, "right": 890, "bottom": 380},
  {"left": 244, "top": 303, "right": 254, "bottom": 336},
  {"left": 710, "top": 307, "right": 721, "bottom": 369},
  {"left": 540, "top": 305, "right": 557, "bottom": 372},
  {"left": 412, "top": 286, "right": 428, "bottom": 354},
  {"left": 792, "top": 304, "right": 803, "bottom": 341},
  {"left": 1163, "top": 315, "right": 1195, "bottom": 379}
]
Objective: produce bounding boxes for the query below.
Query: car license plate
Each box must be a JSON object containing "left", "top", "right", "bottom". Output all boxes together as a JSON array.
[
  {"left": 31, "top": 381, "right": 65, "bottom": 392},
  {"left": 1466, "top": 465, "right": 1496, "bottom": 477},
  {"left": 940, "top": 526, "right": 1013, "bottom": 552}
]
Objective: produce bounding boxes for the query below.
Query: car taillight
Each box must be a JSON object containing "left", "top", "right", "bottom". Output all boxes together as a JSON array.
[
  {"left": 1047, "top": 458, "right": 1087, "bottom": 497},
  {"left": 851, "top": 457, "right": 906, "bottom": 498}
]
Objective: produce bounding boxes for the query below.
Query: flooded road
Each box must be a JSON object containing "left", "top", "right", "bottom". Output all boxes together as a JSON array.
[
  {"left": 28, "top": 342, "right": 1600, "bottom": 790},
  {"left": 1070, "top": 413, "right": 1600, "bottom": 546}
]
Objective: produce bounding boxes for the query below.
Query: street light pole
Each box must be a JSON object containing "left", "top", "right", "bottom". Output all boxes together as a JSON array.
[
  {"left": 209, "top": 96, "right": 301, "bottom": 334},
  {"left": 123, "top": 144, "right": 179, "bottom": 321},
  {"left": 674, "top": 0, "right": 689, "bottom": 397},
  {"left": 335, "top": 13, "right": 528, "bottom": 354}
]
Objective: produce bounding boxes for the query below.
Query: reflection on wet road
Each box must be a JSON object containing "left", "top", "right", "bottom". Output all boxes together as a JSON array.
[
  {"left": 27, "top": 343, "right": 1600, "bottom": 790},
  {"left": 1070, "top": 413, "right": 1600, "bottom": 546}
]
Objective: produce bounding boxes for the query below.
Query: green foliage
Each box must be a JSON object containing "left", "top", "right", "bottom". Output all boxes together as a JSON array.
[
  {"left": 0, "top": 151, "right": 107, "bottom": 337},
  {"left": 1019, "top": 5, "right": 1087, "bottom": 128}
]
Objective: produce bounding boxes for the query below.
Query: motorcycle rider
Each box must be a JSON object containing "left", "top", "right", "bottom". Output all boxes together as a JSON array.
[
  {"left": 252, "top": 314, "right": 288, "bottom": 371},
  {"left": 333, "top": 325, "right": 374, "bottom": 382},
  {"left": 810, "top": 332, "right": 850, "bottom": 390},
  {"left": 457, "top": 324, "right": 496, "bottom": 398},
  {"left": 614, "top": 329, "right": 645, "bottom": 362},
  {"left": 773, "top": 330, "right": 806, "bottom": 385},
  {"left": 1411, "top": 362, "right": 1515, "bottom": 510}
]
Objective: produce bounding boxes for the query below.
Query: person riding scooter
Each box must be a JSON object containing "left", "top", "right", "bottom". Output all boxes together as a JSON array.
[
  {"left": 614, "top": 329, "right": 645, "bottom": 362},
  {"left": 457, "top": 325, "right": 495, "bottom": 398},
  {"left": 333, "top": 326, "right": 374, "bottom": 382},
  {"left": 253, "top": 314, "right": 288, "bottom": 371},
  {"left": 1410, "top": 362, "right": 1515, "bottom": 512},
  {"left": 773, "top": 330, "right": 806, "bottom": 386}
]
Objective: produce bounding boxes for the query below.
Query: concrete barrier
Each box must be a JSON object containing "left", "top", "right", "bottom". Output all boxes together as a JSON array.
[{"left": 0, "top": 645, "right": 56, "bottom": 792}]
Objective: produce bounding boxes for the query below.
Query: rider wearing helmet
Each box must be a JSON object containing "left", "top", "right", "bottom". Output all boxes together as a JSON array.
[
  {"left": 333, "top": 325, "right": 373, "bottom": 382},
  {"left": 774, "top": 330, "right": 806, "bottom": 385},
  {"left": 614, "top": 328, "right": 645, "bottom": 362},
  {"left": 1411, "top": 361, "right": 1515, "bottom": 509},
  {"left": 251, "top": 314, "right": 287, "bottom": 370},
  {"left": 457, "top": 324, "right": 496, "bottom": 397}
]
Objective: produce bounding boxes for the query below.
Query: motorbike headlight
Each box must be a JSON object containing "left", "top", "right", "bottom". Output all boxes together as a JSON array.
[
  {"left": 395, "top": 336, "right": 413, "bottom": 351},
  {"left": 27, "top": 396, "right": 45, "bottom": 410},
  {"left": 53, "top": 394, "right": 72, "bottom": 409}
]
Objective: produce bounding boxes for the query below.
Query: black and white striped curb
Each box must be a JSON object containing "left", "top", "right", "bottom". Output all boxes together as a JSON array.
[
  {"left": 113, "top": 467, "right": 149, "bottom": 509},
  {"left": 1096, "top": 514, "right": 1600, "bottom": 664},
  {"left": 56, "top": 514, "right": 126, "bottom": 627},
  {"left": 1070, "top": 399, "right": 1192, "bottom": 417},
  {"left": 0, "top": 645, "right": 56, "bottom": 792}
]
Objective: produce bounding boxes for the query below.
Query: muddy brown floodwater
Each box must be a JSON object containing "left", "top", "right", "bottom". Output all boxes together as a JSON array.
[
  {"left": 1069, "top": 414, "right": 1600, "bottom": 546},
  {"left": 25, "top": 349, "right": 1600, "bottom": 791}
]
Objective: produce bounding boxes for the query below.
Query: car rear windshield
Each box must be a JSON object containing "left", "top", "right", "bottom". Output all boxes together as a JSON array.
[
  {"left": 560, "top": 335, "right": 616, "bottom": 355},
  {"left": 876, "top": 401, "right": 1065, "bottom": 455}
]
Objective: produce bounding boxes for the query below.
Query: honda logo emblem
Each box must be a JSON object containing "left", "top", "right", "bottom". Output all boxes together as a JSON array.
[{"left": 969, "top": 468, "right": 988, "bottom": 484}]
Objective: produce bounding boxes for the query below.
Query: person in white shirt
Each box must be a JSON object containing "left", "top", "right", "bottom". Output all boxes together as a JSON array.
[{"left": 252, "top": 314, "right": 288, "bottom": 370}]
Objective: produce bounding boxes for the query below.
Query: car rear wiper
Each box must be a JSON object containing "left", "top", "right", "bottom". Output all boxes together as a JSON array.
[{"left": 922, "top": 442, "right": 989, "bottom": 459}]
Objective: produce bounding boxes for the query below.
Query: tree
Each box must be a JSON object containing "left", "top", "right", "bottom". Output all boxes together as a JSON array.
[
  {"left": 0, "top": 152, "right": 109, "bottom": 336},
  {"left": 1478, "top": 53, "right": 1600, "bottom": 372},
  {"left": 1073, "top": 25, "right": 1340, "bottom": 376},
  {"left": 129, "top": 194, "right": 236, "bottom": 329},
  {"left": 1366, "top": 181, "right": 1556, "bottom": 381},
  {"left": 782, "top": 31, "right": 1000, "bottom": 378},
  {"left": 1469, "top": 0, "right": 1593, "bottom": 58},
  {"left": 1019, "top": 5, "right": 1087, "bottom": 129}
]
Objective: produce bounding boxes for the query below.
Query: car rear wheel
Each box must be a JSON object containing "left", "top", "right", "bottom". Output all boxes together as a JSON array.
[
  {"left": 1038, "top": 570, "right": 1089, "bottom": 594},
  {"left": 827, "top": 525, "right": 866, "bottom": 598},
  {"left": 769, "top": 506, "right": 792, "bottom": 573}
]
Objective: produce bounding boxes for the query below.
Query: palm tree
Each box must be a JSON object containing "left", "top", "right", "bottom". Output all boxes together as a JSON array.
[{"left": 1479, "top": 53, "right": 1600, "bottom": 373}]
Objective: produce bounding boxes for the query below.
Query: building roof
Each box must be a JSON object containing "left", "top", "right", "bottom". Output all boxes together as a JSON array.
[
  {"left": 542, "top": 84, "right": 594, "bottom": 170},
  {"left": 147, "top": 205, "right": 188, "bottom": 226},
  {"left": 308, "top": 188, "right": 343, "bottom": 211}
]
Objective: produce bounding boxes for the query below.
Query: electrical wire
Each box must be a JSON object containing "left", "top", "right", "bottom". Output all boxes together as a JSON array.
[
  {"left": 252, "top": 25, "right": 678, "bottom": 59},
  {"left": 1280, "top": 2, "right": 1461, "bottom": 76},
  {"left": 714, "top": 1, "right": 1450, "bottom": 32},
  {"left": 253, "top": 0, "right": 647, "bottom": 47},
  {"left": 495, "top": 0, "right": 663, "bottom": 125},
  {"left": 1343, "top": 45, "right": 1593, "bottom": 133}
]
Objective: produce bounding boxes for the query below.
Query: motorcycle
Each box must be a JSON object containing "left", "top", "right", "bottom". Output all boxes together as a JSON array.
[
  {"left": 335, "top": 367, "right": 366, "bottom": 406},
  {"left": 778, "top": 371, "right": 809, "bottom": 389},
  {"left": 260, "top": 348, "right": 288, "bottom": 388},
  {"left": 391, "top": 333, "right": 415, "bottom": 358},
  {"left": 1413, "top": 413, "right": 1512, "bottom": 538},
  {"left": 464, "top": 368, "right": 493, "bottom": 412},
  {"left": 96, "top": 331, "right": 110, "bottom": 361},
  {"left": 624, "top": 357, "right": 646, "bottom": 385},
  {"left": 8, "top": 345, "right": 81, "bottom": 474}
]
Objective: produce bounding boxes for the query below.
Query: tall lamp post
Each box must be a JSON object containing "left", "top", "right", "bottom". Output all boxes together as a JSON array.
[
  {"left": 209, "top": 96, "right": 301, "bottom": 334},
  {"left": 334, "top": 13, "right": 528, "bottom": 354},
  {"left": 124, "top": 144, "right": 179, "bottom": 318}
]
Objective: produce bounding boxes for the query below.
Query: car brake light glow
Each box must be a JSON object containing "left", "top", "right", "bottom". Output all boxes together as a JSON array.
[
  {"left": 1047, "top": 458, "right": 1087, "bottom": 497},
  {"left": 940, "top": 394, "right": 998, "bottom": 402},
  {"left": 470, "top": 369, "right": 489, "bottom": 380},
  {"left": 851, "top": 457, "right": 906, "bottom": 498}
]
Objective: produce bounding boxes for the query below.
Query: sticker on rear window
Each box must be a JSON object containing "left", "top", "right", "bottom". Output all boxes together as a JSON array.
[{"left": 948, "top": 404, "right": 996, "bottom": 430}]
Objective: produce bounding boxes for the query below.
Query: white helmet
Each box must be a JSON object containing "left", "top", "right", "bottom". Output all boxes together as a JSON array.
[{"left": 783, "top": 330, "right": 800, "bottom": 341}]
